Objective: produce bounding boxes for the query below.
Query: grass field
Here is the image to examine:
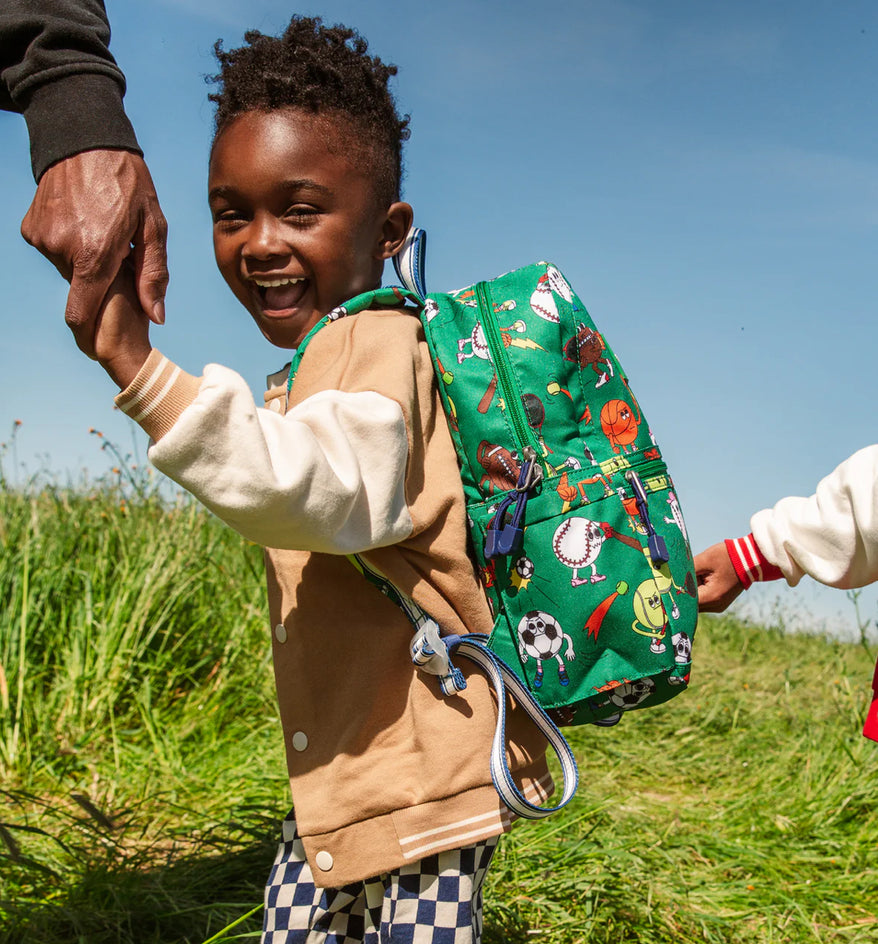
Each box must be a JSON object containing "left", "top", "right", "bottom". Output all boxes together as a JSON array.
[{"left": 1, "top": 469, "right": 876, "bottom": 943}]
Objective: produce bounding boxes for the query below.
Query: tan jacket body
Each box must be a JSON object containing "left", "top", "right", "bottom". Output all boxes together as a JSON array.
[{"left": 116, "top": 305, "right": 551, "bottom": 886}]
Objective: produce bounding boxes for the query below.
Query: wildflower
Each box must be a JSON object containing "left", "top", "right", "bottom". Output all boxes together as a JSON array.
[
  {"left": 112, "top": 467, "right": 121, "bottom": 475},
  {"left": 14, "top": 419, "right": 21, "bottom": 427}
]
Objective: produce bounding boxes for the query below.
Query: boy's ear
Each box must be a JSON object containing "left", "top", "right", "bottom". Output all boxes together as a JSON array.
[{"left": 376, "top": 202, "right": 414, "bottom": 260}]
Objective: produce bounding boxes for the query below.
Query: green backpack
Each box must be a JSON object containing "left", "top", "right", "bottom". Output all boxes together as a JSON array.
[{"left": 287, "top": 232, "right": 698, "bottom": 818}]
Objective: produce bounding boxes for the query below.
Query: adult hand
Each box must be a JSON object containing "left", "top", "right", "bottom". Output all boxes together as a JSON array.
[
  {"left": 694, "top": 541, "right": 745, "bottom": 613},
  {"left": 20, "top": 149, "right": 168, "bottom": 357}
]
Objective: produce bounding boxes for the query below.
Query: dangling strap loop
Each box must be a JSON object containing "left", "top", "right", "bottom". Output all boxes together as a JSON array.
[
  {"left": 454, "top": 635, "right": 579, "bottom": 818},
  {"left": 347, "top": 553, "right": 579, "bottom": 818}
]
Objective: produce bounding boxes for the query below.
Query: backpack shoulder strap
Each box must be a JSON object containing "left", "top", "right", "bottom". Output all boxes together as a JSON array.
[
  {"left": 286, "top": 285, "right": 421, "bottom": 393},
  {"left": 392, "top": 226, "right": 428, "bottom": 300}
]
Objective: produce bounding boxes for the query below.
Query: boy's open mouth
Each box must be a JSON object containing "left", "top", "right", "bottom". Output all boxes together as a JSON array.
[{"left": 252, "top": 276, "right": 308, "bottom": 315}]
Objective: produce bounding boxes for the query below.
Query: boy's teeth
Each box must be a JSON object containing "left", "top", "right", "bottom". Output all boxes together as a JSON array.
[
  {"left": 253, "top": 277, "right": 303, "bottom": 288},
  {"left": 257, "top": 276, "right": 308, "bottom": 312}
]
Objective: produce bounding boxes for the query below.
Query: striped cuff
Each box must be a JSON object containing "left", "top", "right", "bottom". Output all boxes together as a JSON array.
[
  {"left": 724, "top": 534, "right": 784, "bottom": 589},
  {"left": 114, "top": 349, "right": 201, "bottom": 442}
]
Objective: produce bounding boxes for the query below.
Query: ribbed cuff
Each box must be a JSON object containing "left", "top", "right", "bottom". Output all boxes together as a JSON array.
[
  {"left": 724, "top": 534, "right": 784, "bottom": 589},
  {"left": 23, "top": 73, "right": 141, "bottom": 180},
  {"left": 115, "top": 349, "right": 201, "bottom": 442}
]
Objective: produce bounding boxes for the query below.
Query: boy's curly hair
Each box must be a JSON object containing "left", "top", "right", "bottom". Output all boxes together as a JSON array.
[{"left": 208, "top": 16, "right": 410, "bottom": 204}]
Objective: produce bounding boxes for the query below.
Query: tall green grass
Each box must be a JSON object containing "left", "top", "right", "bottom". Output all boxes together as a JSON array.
[
  {"left": 1, "top": 464, "right": 876, "bottom": 943},
  {"left": 0, "top": 479, "right": 274, "bottom": 784}
]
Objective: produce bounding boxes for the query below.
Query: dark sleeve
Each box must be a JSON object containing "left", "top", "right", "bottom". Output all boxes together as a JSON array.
[{"left": 0, "top": 0, "right": 141, "bottom": 181}]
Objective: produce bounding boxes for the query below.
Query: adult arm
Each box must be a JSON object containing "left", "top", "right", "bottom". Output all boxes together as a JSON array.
[
  {"left": 0, "top": 0, "right": 139, "bottom": 176},
  {"left": 1, "top": 0, "right": 168, "bottom": 352}
]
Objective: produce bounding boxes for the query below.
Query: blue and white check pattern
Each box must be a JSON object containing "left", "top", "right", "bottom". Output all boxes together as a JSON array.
[{"left": 262, "top": 814, "right": 498, "bottom": 943}]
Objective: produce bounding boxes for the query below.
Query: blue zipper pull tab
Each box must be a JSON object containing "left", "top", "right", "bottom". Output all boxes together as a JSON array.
[
  {"left": 625, "top": 470, "right": 669, "bottom": 565},
  {"left": 485, "top": 449, "right": 542, "bottom": 559}
]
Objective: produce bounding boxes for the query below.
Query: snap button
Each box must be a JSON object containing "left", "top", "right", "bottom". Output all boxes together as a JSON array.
[
  {"left": 274, "top": 623, "right": 287, "bottom": 643},
  {"left": 315, "top": 850, "right": 334, "bottom": 872},
  {"left": 292, "top": 731, "right": 308, "bottom": 752}
]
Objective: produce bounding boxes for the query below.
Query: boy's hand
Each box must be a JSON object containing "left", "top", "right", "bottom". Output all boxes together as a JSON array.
[
  {"left": 694, "top": 541, "right": 745, "bottom": 613},
  {"left": 93, "top": 261, "right": 153, "bottom": 389}
]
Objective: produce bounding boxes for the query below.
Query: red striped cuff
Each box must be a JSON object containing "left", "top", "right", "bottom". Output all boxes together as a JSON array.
[{"left": 724, "top": 534, "right": 784, "bottom": 588}]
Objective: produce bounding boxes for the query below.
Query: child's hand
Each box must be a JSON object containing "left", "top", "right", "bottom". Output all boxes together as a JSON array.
[
  {"left": 93, "top": 260, "right": 154, "bottom": 389},
  {"left": 694, "top": 541, "right": 744, "bottom": 613}
]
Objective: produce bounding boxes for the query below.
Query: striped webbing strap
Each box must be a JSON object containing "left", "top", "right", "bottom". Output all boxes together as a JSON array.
[
  {"left": 286, "top": 286, "right": 421, "bottom": 396},
  {"left": 348, "top": 554, "right": 579, "bottom": 819}
]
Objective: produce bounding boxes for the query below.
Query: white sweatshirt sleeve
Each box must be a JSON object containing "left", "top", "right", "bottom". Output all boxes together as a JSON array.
[
  {"left": 750, "top": 445, "right": 878, "bottom": 589},
  {"left": 120, "top": 357, "right": 413, "bottom": 554}
]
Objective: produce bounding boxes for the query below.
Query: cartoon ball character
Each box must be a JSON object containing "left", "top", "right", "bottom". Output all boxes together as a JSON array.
[
  {"left": 457, "top": 322, "right": 491, "bottom": 363},
  {"left": 510, "top": 555, "right": 534, "bottom": 592},
  {"left": 529, "top": 273, "right": 560, "bottom": 323},
  {"left": 517, "top": 610, "right": 575, "bottom": 688},
  {"left": 552, "top": 517, "right": 610, "bottom": 586},
  {"left": 608, "top": 677, "right": 656, "bottom": 710},
  {"left": 632, "top": 579, "right": 668, "bottom": 653},
  {"left": 600, "top": 399, "right": 641, "bottom": 454},
  {"left": 641, "top": 547, "right": 683, "bottom": 620},
  {"left": 477, "top": 440, "right": 521, "bottom": 495},
  {"left": 546, "top": 265, "right": 573, "bottom": 302},
  {"left": 423, "top": 298, "right": 440, "bottom": 323},
  {"left": 563, "top": 324, "right": 614, "bottom": 388},
  {"left": 664, "top": 491, "right": 688, "bottom": 542},
  {"left": 672, "top": 631, "right": 692, "bottom": 664}
]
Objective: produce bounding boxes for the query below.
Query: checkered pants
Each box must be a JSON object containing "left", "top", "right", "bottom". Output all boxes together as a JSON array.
[{"left": 261, "top": 814, "right": 498, "bottom": 943}]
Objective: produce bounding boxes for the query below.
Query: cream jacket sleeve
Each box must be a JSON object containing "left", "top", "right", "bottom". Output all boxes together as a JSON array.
[
  {"left": 114, "top": 349, "right": 413, "bottom": 553},
  {"left": 750, "top": 445, "right": 878, "bottom": 589}
]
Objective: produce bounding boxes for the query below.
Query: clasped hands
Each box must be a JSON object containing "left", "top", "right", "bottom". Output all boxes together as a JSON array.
[{"left": 21, "top": 147, "right": 167, "bottom": 361}]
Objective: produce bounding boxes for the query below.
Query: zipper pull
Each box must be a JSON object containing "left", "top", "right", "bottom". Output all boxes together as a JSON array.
[
  {"left": 625, "top": 470, "right": 669, "bottom": 566},
  {"left": 485, "top": 450, "right": 542, "bottom": 559}
]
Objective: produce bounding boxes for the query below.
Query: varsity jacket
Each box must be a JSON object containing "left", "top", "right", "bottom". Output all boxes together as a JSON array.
[
  {"left": 723, "top": 445, "right": 878, "bottom": 742},
  {"left": 0, "top": 0, "right": 140, "bottom": 179},
  {"left": 724, "top": 445, "right": 878, "bottom": 592},
  {"left": 114, "top": 305, "right": 552, "bottom": 887}
]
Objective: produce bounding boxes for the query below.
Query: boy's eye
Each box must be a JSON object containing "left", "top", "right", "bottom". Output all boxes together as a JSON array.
[
  {"left": 212, "top": 207, "right": 248, "bottom": 225},
  {"left": 285, "top": 205, "right": 320, "bottom": 222}
]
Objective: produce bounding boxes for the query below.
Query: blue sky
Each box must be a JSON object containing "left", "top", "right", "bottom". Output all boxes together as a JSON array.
[{"left": 1, "top": 0, "right": 876, "bottom": 633}]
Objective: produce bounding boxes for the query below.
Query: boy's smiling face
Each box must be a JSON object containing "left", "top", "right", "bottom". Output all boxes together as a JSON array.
[{"left": 208, "top": 108, "right": 411, "bottom": 349}]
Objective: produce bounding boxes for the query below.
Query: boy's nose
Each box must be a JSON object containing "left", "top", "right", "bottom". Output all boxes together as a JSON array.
[{"left": 243, "top": 214, "right": 288, "bottom": 260}]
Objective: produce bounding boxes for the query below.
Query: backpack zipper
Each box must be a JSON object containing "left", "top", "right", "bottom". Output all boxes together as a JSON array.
[
  {"left": 475, "top": 280, "right": 547, "bottom": 472},
  {"left": 625, "top": 469, "right": 670, "bottom": 566}
]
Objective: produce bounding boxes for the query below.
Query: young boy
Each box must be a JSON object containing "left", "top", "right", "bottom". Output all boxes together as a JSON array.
[{"left": 92, "top": 17, "right": 551, "bottom": 943}]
